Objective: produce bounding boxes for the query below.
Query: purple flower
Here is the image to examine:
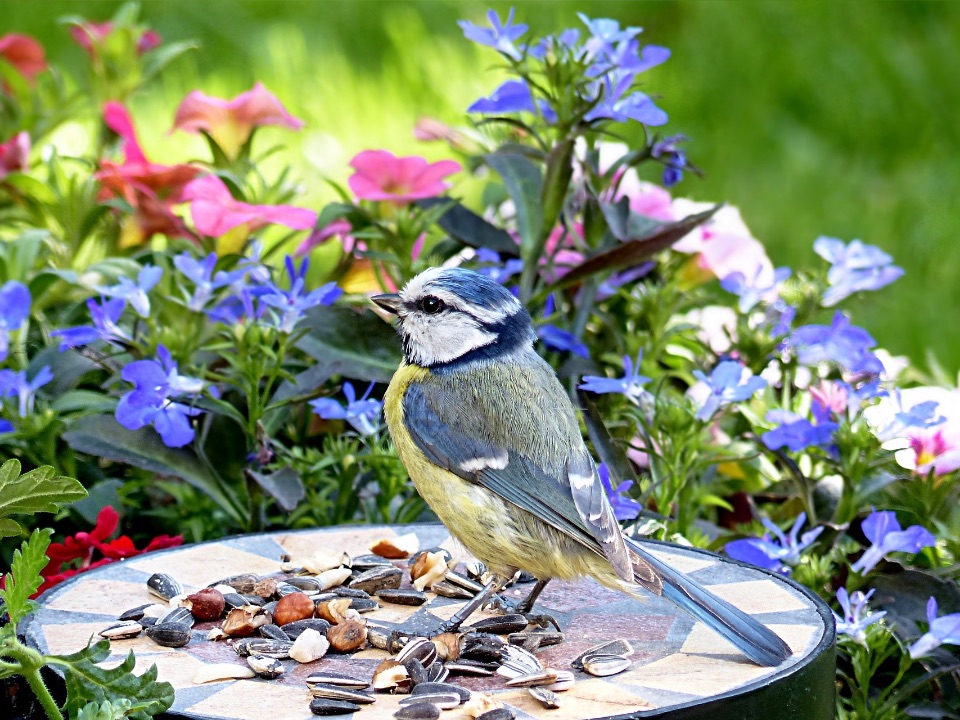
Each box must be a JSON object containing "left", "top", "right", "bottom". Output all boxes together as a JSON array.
[
  {"left": 788, "top": 312, "right": 884, "bottom": 375},
  {"left": 909, "top": 597, "right": 960, "bottom": 659},
  {"left": 651, "top": 134, "right": 686, "bottom": 187},
  {"left": 725, "top": 512, "right": 823, "bottom": 574},
  {"left": 0, "top": 419, "right": 12, "bottom": 434},
  {"left": 468, "top": 79, "right": 557, "bottom": 123},
  {"left": 538, "top": 294, "right": 589, "bottom": 358},
  {"left": 0, "top": 280, "right": 30, "bottom": 363},
  {"left": 596, "top": 262, "right": 655, "bottom": 299},
  {"left": 261, "top": 257, "right": 342, "bottom": 333},
  {"left": 851, "top": 509, "right": 936, "bottom": 574},
  {"left": 52, "top": 297, "right": 132, "bottom": 350},
  {"left": 579, "top": 350, "right": 650, "bottom": 404},
  {"left": 115, "top": 345, "right": 205, "bottom": 448},
  {"left": 458, "top": 8, "right": 528, "bottom": 60},
  {"left": 174, "top": 251, "right": 245, "bottom": 311},
  {"left": 309, "top": 381, "right": 382, "bottom": 436},
  {"left": 692, "top": 360, "right": 766, "bottom": 421},
  {"left": 92, "top": 264, "right": 163, "bottom": 317},
  {"left": 0, "top": 365, "right": 53, "bottom": 417},
  {"left": 598, "top": 463, "right": 642, "bottom": 521},
  {"left": 475, "top": 248, "right": 523, "bottom": 285},
  {"left": 814, "top": 237, "right": 904, "bottom": 307},
  {"left": 578, "top": 14, "right": 642, "bottom": 62},
  {"left": 834, "top": 588, "right": 886, "bottom": 645},
  {"left": 761, "top": 410, "right": 838, "bottom": 453},
  {"left": 721, "top": 266, "right": 791, "bottom": 313},
  {"left": 584, "top": 72, "right": 668, "bottom": 126}
]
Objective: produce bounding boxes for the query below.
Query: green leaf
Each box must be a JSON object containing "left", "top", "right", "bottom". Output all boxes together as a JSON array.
[
  {"left": 190, "top": 395, "right": 246, "bottom": 427},
  {"left": 77, "top": 699, "right": 136, "bottom": 720},
  {"left": 141, "top": 40, "right": 198, "bottom": 83},
  {"left": 51, "top": 390, "right": 118, "bottom": 415},
  {"left": 0, "top": 528, "right": 52, "bottom": 624},
  {"left": 549, "top": 204, "right": 724, "bottom": 291},
  {"left": 484, "top": 152, "right": 543, "bottom": 261},
  {"left": 246, "top": 467, "right": 305, "bottom": 512},
  {"left": 62, "top": 415, "right": 243, "bottom": 526},
  {"left": 415, "top": 198, "right": 519, "bottom": 256},
  {"left": 314, "top": 201, "right": 364, "bottom": 231},
  {"left": 0, "top": 460, "right": 88, "bottom": 535},
  {"left": 540, "top": 138, "right": 575, "bottom": 246},
  {"left": 577, "top": 391, "right": 637, "bottom": 491},
  {"left": 295, "top": 305, "right": 402, "bottom": 383},
  {"left": 49, "top": 640, "right": 174, "bottom": 720}
]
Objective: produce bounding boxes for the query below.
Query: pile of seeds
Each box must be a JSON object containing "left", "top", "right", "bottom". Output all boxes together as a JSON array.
[{"left": 98, "top": 532, "right": 636, "bottom": 718}]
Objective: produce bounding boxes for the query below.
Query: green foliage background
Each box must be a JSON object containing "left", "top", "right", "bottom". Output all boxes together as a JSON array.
[{"left": 6, "top": 0, "right": 959, "bottom": 370}]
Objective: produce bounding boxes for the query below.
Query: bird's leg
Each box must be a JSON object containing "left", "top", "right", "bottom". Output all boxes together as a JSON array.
[
  {"left": 485, "top": 577, "right": 560, "bottom": 631},
  {"left": 514, "top": 577, "right": 550, "bottom": 614},
  {"left": 436, "top": 574, "right": 509, "bottom": 634}
]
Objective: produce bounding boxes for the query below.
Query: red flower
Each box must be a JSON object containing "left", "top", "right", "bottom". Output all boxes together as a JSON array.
[
  {"left": 172, "top": 83, "right": 304, "bottom": 158},
  {"left": 94, "top": 101, "right": 199, "bottom": 246},
  {"left": 348, "top": 150, "right": 461, "bottom": 204},
  {"left": 69, "top": 21, "right": 161, "bottom": 57},
  {"left": 0, "top": 34, "right": 47, "bottom": 83},
  {"left": 0, "top": 131, "right": 29, "bottom": 180},
  {"left": 34, "top": 505, "right": 182, "bottom": 596}
]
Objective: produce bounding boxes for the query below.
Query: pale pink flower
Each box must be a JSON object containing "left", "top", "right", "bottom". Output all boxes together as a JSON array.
[
  {"left": 809, "top": 380, "right": 849, "bottom": 417},
  {"left": 172, "top": 83, "right": 304, "bottom": 158},
  {"left": 0, "top": 132, "right": 30, "bottom": 180},
  {"left": 69, "top": 21, "right": 161, "bottom": 56},
  {"left": 0, "top": 34, "right": 47, "bottom": 83},
  {"left": 897, "top": 429, "right": 960, "bottom": 476},
  {"left": 348, "top": 150, "right": 461, "bottom": 204},
  {"left": 183, "top": 174, "right": 316, "bottom": 237},
  {"left": 621, "top": 178, "right": 675, "bottom": 221}
]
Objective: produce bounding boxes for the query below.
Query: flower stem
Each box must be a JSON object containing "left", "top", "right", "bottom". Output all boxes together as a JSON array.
[{"left": 1, "top": 639, "right": 63, "bottom": 720}]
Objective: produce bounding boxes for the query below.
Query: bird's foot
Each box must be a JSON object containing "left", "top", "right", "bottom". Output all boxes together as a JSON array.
[{"left": 483, "top": 594, "right": 561, "bottom": 631}]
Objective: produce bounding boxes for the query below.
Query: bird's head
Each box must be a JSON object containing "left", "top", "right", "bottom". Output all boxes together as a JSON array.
[{"left": 373, "top": 267, "right": 535, "bottom": 369}]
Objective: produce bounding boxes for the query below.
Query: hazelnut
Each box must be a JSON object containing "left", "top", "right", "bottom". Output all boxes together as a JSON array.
[
  {"left": 252, "top": 578, "right": 278, "bottom": 599},
  {"left": 187, "top": 587, "right": 225, "bottom": 621},
  {"left": 272, "top": 592, "right": 315, "bottom": 626},
  {"left": 327, "top": 619, "right": 367, "bottom": 652}
]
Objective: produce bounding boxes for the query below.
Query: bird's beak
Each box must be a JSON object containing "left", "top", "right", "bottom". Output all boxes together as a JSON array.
[{"left": 372, "top": 293, "right": 402, "bottom": 315}]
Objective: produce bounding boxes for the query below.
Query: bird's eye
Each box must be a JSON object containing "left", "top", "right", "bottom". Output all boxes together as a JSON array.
[{"left": 420, "top": 296, "right": 445, "bottom": 314}]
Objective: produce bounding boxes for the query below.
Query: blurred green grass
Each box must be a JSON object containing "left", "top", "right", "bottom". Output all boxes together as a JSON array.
[{"left": 6, "top": 1, "right": 960, "bottom": 372}]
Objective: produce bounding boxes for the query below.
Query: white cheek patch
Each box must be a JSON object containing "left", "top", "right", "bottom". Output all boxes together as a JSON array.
[
  {"left": 459, "top": 451, "right": 509, "bottom": 473},
  {"left": 404, "top": 312, "right": 497, "bottom": 366}
]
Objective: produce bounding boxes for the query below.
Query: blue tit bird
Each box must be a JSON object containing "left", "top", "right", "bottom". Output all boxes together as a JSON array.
[{"left": 374, "top": 267, "right": 790, "bottom": 667}]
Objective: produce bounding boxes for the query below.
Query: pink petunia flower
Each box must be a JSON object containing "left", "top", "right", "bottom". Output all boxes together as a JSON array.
[
  {"left": 172, "top": 83, "right": 304, "bottom": 158},
  {"left": 0, "top": 33, "right": 47, "bottom": 83},
  {"left": 69, "top": 21, "right": 161, "bottom": 57},
  {"left": 348, "top": 150, "right": 461, "bottom": 204},
  {"left": 297, "top": 219, "right": 360, "bottom": 256},
  {"left": 183, "top": 174, "right": 316, "bottom": 237},
  {"left": 0, "top": 131, "right": 30, "bottom": 180},
  {"left": 95, "top": 102, "right": 200, "bottom": 245}
]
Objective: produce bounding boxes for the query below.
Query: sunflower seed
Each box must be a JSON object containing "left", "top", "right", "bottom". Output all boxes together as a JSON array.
[
  {"left": 464, "top": 561, "right": 487, "bottom": 581},
  {"left": 394, "top": 702, "right": 440, "bottom": 720},
  {"left": 399, "top": 693, "right": 461, "bottom": 710},
  {"left": 233, "top": 637, "right": 292, "bottom": 658},
  {"left": 159, "top": 606, "right": 194, "bottom": 627},
  {"left": 260, "top": 624, "right": 289, "bottom": 641},
  {"left": 505, "top": 669, "right": 558, "bottom": 688},
  {"left": 582, "top": 653, "right": 631, "bottom": 677},
  {"left": 570, "top": 639, "right": 634, "bottom": 669},
  {"left": 445, "top": 660, "right": 496, "bottom": 676},
  {"left": 210, "top": 573, "right": 258, "bottom": 594},
  {"left": 411, "top": 682, "right": 469, "bottom": 703},
  {"left": 118, "top": 604, "right": 152, "bottom": 621},
  {"left": 285, "top": 576, "right": 324, "bottom": 594},
  {"left": 145, "top": 621, "right": 191, "bottom": 647},
  {"left": 99, "top": 620, "right": 143, "bottom": 639},
  {"left": 349, "top": 566, "right": 402, "bottom": 594},
  {"left": 396, "top": 637, "right": 437, "bottom": 667},
  {"left": 496, "top": 645, "right": 542, "bottom": 679},
  {"left": 546, "top": 670, "right": 575, "bottom": 692},
  {"left": 309, "top": 698, "right": 360, "bottom": 716},
  {"left": 333, "top": 587, "right": 372, "bottom": 599},
  {"left": 476, "top": 710, "right": 514, "bottom": 720},
  {"left": 146, "top": 573, "right": 182, "bottom": 601},
  {"left": 350, "top": 554, "right": 392, "bottom": 571},
  {"left": 305, "top": 672, "right": 370, "bottom": 689},
  {"left": 309, "top": 683, "right": 375, "bottom": 704},
  {"left": 283, "top": 618, "right": 332, "bottom": 640},
  {"left": 430, "top": 581, "right": 473, "bottom": 600},
  {"left": 467, "top": 614, "right": 528, "bottom": 634},
  {"left": 529, "top": 686, "right": 560, "bottom": 708},
  {"left": 425, "top": 662, "right": 448, "bottom": 683},
  {"left": 508, "top": 631, "right": 564, "bottom": 648},
  {"left": 246, "top": 653, "right": 284, "bottom": 679},
  {"left": 443, "top": 571, "right": 484, "bottom": 594}
]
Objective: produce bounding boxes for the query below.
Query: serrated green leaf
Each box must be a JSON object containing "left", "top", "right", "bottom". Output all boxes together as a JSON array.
[
  {"left": 77, "top": 699, "right": 136, "bottom": 720},
  {"left": 0, "top": 528, "right": 52, "bottom": 624},
  {"left": 49, "top": 640, "right": 175, "bottom": 720},
  {"left": 0, "top": 460, "right": 88, "bottom": 522},
  {"left": 0, "top": 518, "right": 22, "bottom": 538}
]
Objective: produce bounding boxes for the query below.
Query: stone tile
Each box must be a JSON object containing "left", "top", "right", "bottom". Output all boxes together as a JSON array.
[
  {"left": 537, "top": 579, "right": 627, "bottom": 612},
  {"left": 498, "top": 680, "right": 655, "bottom": 719},
  {"left": 126, "top": 543, "right": 281, "bottom": 587},
  {"left": 563, "top": 611, "right": 675, "bottom": 644},
  {"left": 705, "top": 579, "right": 810, "bottom": 614},
  {"left": 47, "top": 579, "right": 151, "bottom": 615},
  {"left": 273, "top": 527, "right": 400, "bottom": 559},
  {"left": 679, "top": 621, "right": 822, "bottom": 658},
  {"left": 621, "top": 651, "right": 774, "bottom": 696},
  {"left": 43, "top": 621, "right": 173, "bottom": 657},
  {"left": 645, "top": 548, "right": 714, "bottom": 574},
  {"left": 130, "top": 651, "right": 208, "bottom": 690},
  {"left": 188, "top": 679, "right": 314, "bottom": 720}
]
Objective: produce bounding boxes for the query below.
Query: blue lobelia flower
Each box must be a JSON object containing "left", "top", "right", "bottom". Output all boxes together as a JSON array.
[
  {"left": 474, "top": 248, "right": 523, "bottom": 285},
  {"left": 834, "top": 587, "right": 886, "bottom": 645},
  {"left": 52, "top": 297, "right": 132, "bottom": 350},
  {"left": 909, "top": 597, "right": 960, "bottom": 659},
  {"left": 310, "top": 381, "right": 383, "bottom": 436},
  {"left": 468, "top": 79, "right": 557, "bottom": 123},
  {"left": 578, "top": 14, "right": 642, "bottom": 62},
  {"left": 0, "top": 365, "right": 54, "bottom": 417},
  {"left": 725, "top": 511, "right": 823, "bottom": 574},
  {"left": 537, "top": 294, "right": 589, "bottom": 358},
  {"left": 0, "top": 280, "right": 31, "bottom": 363},
  {"left": 650, "top": 133, "right": 687, "bottom": 187},
  {"left": 761, "top": 409, "right": 838, "bottom": 453},
  {"left": 721, "top": 266, "right": 791, "bottom": 313},
  {"left": 584, "top": 72, "right": 668, "bottom": 127},
  {"left": 0, "top": 418, "right": 12, "bottom": 434},
  {"left": 261, "top": 257, "right": 342, "bottom": 333},
  {"left": 458, "top": 8, "right": 528, "bottom": 60},
  {"left": 788, "top": 312, "right": 884, "bottom": 375},
  {"left": 598, "top": 463, "right": 642, "bottom": 521},
  {"left": 93, "top": 264, "right": 163, "bottom": 318},
  {"left": 115, "top": 345, "right": 205, "bottom": 448},
  {"left": 527, "top": 29, "right": 581, "bottom": 60},
  {"left": 174, "top": 252, "right": 245, "bottom": 312},
  {"left": 579, "top": 350, "right": 651, "bottom": 405},
  {"left": 851, "top": 509, "right": 936, "bottom": 574},
  {"left": 692, "top": 360, "right": 766, "bottom": 421},
  {"left": 814, "top": 237, "right": 904, "bottom": 307}
]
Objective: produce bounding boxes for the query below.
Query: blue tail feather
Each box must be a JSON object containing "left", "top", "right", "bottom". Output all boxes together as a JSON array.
[{"left": 624, "top": 537, "right": 792, "bottom": 667}]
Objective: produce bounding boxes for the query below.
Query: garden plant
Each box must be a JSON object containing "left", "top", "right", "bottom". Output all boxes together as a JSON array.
[{"left": 1, "top": 5, "right": 959, "bottom": 719}]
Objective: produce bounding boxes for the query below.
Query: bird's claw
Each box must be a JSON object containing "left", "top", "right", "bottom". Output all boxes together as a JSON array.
[{"left": 483, "top": 595, "right": 561, "bottom": 631}]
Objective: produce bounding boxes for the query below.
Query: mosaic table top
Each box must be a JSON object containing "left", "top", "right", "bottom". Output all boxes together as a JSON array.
[{"left": 25, "top": 524, "right": 834, "bottom": 720}]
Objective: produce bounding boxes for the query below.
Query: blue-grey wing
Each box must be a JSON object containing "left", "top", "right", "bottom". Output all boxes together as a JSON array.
[{"left": 403, "top": 378, "right": 634, "bottom": 582}]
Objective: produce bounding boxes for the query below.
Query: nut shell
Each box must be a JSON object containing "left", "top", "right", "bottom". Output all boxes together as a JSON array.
[{"left": 327, "top": 619, "right": 367, "bottom": 652}]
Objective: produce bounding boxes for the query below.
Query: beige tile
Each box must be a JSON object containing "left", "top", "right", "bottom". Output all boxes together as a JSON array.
[
  {"left": 705, "top": 579, "right": 810, "bottom": 614},
  {"left": 367, "top": 602, "right": 421, "bottom": 625},
  {"left": 126, "top": 543, "right": 281, "bottom": 587},
  {"left": 497, "top": 681, "right": 655, "bottom": 719},
  {"left": 620, "top": 652, "right": 774, "bottom": 696},
  {"left": 42, "top": 621, "right": 173, "bottom": 657},
  {"left": 47, "top": 579, "right": 152, "bottom": 615},
  {"left": 680, "top": 622, "right": 822, "bottom": 658},
  {"left": 130, "top": 652, "right": 208, "bottom": 690},
  {"left": 273, "top": 527, "right": 400, "bottom": 559},
  {"left": 426, "top": 602, "right": 500, "bottom": 623},
  {"left": 644, "top": 548, "right": 714, "bottom": 574},
  {"left": 189, "top": 679, "right": 314, "bottom": 720}
]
